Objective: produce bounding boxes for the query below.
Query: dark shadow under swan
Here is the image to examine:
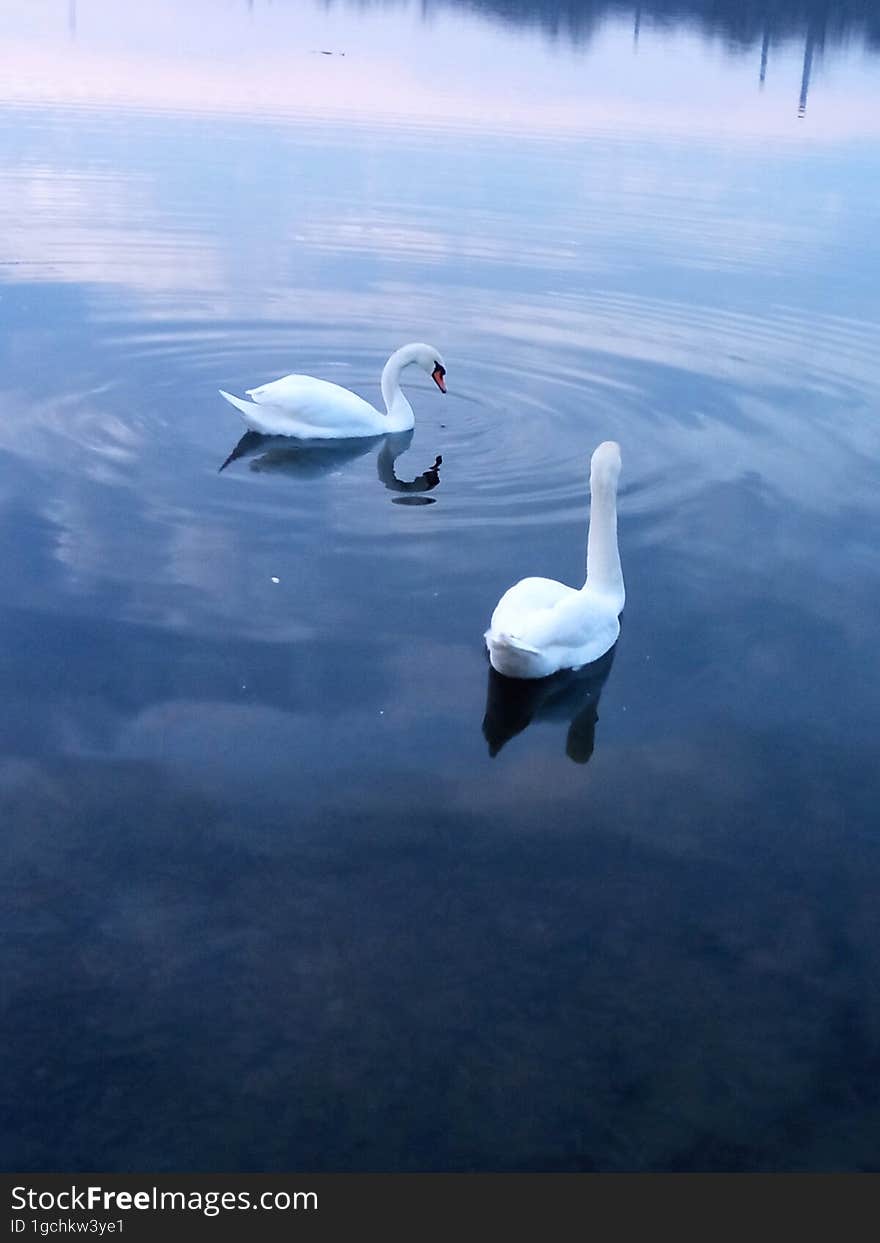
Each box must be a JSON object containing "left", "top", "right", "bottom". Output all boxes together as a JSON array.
[
  {"left": 482, "top": 643, "right": 617, "bottom": 764},
  {"left": 218, "top": 429, "right": 442, "bottom": 498}
]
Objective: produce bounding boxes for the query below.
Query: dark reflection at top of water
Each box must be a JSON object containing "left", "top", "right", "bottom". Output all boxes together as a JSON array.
[
  {"left": 334, "top": 0, "right": 880, "bottom": 51},
  {"left": 327, "top": 0, "right": 877, "bottom": 119}
]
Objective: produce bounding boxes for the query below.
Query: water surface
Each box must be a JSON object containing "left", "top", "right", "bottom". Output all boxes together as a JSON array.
[{"left": 2, "top": 0, "right": 880, "bottom": 1172}]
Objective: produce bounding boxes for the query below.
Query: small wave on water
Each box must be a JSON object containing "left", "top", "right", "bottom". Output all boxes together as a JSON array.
[{"left": 3, "top": 276, "right": 878, "bottom": 548}]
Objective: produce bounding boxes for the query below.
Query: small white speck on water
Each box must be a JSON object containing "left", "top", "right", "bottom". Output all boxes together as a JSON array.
[
  {"left": 241, "top": 684, "right": 247, "bottom": 691},
  {"left": 271, "top": 576, "right": 280, "bottom": 584},
  {"left": 379, "top": 709, "right": 384, "bottom": 715}
]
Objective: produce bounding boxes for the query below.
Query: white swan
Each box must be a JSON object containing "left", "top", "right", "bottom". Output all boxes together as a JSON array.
[
  {"left": 485, "top": 441, "right": 624, "bottom": 680},
  {"left": 218, "top": 342, "right": 446, "bottom": 439}
]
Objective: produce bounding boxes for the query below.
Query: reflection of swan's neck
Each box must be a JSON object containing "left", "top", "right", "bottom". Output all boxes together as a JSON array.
[
  {"left": 584, "top": 471, "right": 624, "bottom": 610},
  {"left": 380, "top": 347, "right": 417, "bottom": 431}
]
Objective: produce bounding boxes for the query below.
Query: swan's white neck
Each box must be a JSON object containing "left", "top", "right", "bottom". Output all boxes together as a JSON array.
[
  {"left": 380, "top": 346, "right": 418, "bottom": 431},
  {"left": 584, "top": 467, "right": 624, "bottom": 611}
]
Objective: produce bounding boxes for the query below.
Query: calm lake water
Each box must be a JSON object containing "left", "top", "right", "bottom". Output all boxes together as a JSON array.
[{"left": 3, "top": 0, "right": 880, "bottom": 1172}]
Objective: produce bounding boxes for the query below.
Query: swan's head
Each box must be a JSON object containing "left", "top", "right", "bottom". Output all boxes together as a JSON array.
[
  {"left": 590, "top": 440, "right": 622, "bottom": 491},
  {"left": 403, "top": 343, "right": 447, "bottom": 393}
]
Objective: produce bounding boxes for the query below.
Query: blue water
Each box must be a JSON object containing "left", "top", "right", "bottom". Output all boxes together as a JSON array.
[{"left": 2, "top": 0, "right": 880, "bottom": 1171}]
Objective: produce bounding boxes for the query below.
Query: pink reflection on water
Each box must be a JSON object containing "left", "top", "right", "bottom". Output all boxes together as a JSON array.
[{"left": 0, "top": 0, "right": 878, "bottom": 141}]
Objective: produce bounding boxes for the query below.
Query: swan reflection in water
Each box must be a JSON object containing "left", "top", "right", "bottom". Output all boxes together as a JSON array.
[
  {"left": 218, "top": 430, "right": 441, "bottom": 499},
  {"left": 482, "top": 644, "right": 617, "bottom": 764}
]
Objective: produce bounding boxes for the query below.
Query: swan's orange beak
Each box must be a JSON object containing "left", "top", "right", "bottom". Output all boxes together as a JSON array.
[{"left": 432, "top": 365, "right": 447, "bottom": 393}]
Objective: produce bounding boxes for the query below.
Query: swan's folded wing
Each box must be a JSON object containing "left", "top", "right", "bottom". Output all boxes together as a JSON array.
[
  {"left": 491, "top": 577, "right": 575, "bottom": 622},
  {"left": 513, "top": 590, "right": 619, "bottom": 656},
  {"left": 244, "top": 374, "right": 381, "bottom": 432},
  {"left": 246, "top": 374, "right": 310, "bottom": 404}
]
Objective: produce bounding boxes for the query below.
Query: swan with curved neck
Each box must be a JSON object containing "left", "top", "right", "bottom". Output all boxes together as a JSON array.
[
  {"left": 218, "top": 343, "right": 446, "bottom": 440},
  {"left": 484, "top": 442, "right": 624, "bottom": 680}
]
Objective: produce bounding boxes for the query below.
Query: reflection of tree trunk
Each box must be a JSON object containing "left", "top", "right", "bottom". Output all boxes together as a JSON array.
[
  {"left": 759, "top": 27, "right": 770, "bottom": 85},
  {"left": 68, "top": 0, "right": 76, "bottom": 38},
  {"left": 633, "top": 4, "right": 641, "bottom": 49},
  {"left": 799, "top": 8, "right": 827, "bottom": 117},
  {"left": 798, "top": 27, "right": 815, "bottom": 115}
]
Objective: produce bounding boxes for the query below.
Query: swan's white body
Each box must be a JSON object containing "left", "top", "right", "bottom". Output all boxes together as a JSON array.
[
  {"left": 485, "top": 441, "right": 625, "bottom": 680},
  {"left": 218, "top": 342, "right": 446, "bottom": 439}
]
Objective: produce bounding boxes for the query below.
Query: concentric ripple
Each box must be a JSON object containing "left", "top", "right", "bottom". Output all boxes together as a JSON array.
[
  {"left": 2, "top": 34, "right": 879, "bottom": 637},
  {"left": 6, "top": 282, "right": 879, "bottom": 548}
]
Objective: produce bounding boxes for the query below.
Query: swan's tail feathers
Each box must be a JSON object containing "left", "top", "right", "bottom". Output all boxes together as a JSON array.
[
  {"left": 484, "top": 629, "right": 544, "bottom": 679},
  {"left": 218, "top": 389, "right": 259, "bottom": 421},
  {"left": 487, "top": 631, "right": 541, "bottom": 656}
]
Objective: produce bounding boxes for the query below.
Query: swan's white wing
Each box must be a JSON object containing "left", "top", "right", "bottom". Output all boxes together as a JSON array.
[
  {"left": 489, "top": 577, "right": 576, "bottom": 634},
  {"left": 245, "top": 374, "right": 382, "bottom": 433},
  {"left": 516, "top": 594, "right": 619, "bottom": 670},
  {"left": 489, "top": 578, "right": 619, "bottom": 669}
]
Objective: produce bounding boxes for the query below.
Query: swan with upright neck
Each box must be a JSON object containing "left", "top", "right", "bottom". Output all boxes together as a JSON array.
[
  {"left": 484, "top": 442, "right": 625, "bottom": 680},
  {"left": 218, "top": 343, "right": 446, "bottom": 439}
]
